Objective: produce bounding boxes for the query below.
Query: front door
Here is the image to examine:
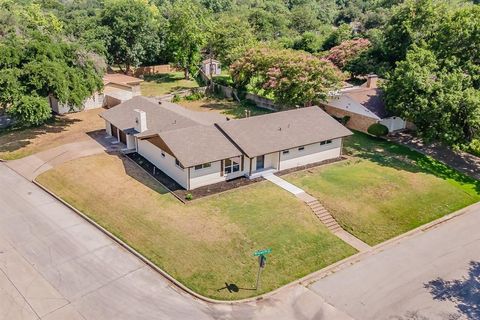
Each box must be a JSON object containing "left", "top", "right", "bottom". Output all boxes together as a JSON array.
[{"left": 256, "top": 155, "right": 265, "bottom": 170}]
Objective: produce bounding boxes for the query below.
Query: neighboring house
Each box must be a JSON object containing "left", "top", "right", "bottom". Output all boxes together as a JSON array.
[
  {"left": 49, "top": 74, "right": 143, "bottom": 114},
  {"left": 322, "top": 75, "right": 407, "bottom": 133},
  {"left": 101, "top": 96, "right": 352, "bottom": 190},
  {"left": 201, "top": 58, "right": 221, "bottom": 77}
]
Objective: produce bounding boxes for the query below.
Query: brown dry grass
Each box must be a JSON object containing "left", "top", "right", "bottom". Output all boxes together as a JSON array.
[{"left": 0, "top": 109, "right": 105, "bottom": 160}]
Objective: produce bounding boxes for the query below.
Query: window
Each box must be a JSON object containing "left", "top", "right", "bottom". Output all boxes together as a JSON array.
[
  {"left": 320, "top": 140, "right": 332, "bottom": 145},
  {"left": 175, "top": 158, "right": 183, "bottom": 169},
  {"left": 298, "top": 146, "right": 305, "bottom": 151},
  {"left": 224, "top": 158, "right": 240, "bottom": 174},
  {"left": 282, "top": 150, "right": 290, "bottom": 155},
  {"left": 326, "top": 140, "right": 332, "bottom": 144},
  {"left": 194, "top": 162, "right": 211, "bottom": 170}
]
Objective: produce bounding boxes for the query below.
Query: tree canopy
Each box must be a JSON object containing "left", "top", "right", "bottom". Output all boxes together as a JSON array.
[{"left": 231, "top": 48, "right": 344, "bottom": 107}]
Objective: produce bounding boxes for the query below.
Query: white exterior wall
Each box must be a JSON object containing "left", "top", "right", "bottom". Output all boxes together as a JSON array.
[
  {"left": 380, "top": 116, "right": 406, "bottom": 132},
  {"left": 126, "top": 135, "right": 135, "bottom": 149},
  {"left": 137, "top": 139, "right": 188, "bottom": 189},
  {"left": 189, "top": 161, "right": 224, "bottom": 189},
  {"left": 279, "top": 139, "right": 342, "bottom": 170},
  {"left": 105, "top": 120, "right": 112, "bottom": 136}
]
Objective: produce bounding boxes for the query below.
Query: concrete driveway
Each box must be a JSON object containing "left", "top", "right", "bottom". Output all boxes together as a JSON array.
[{"left": 5, "top": 134, "right": 121, "bottom": 181}]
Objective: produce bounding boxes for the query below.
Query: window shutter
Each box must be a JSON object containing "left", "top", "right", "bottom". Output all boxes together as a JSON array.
[
  {"left": 220, "top": 160, "right": 224, "bottom": 176},
  {"left": 241, "top": 155, "right": 244, "bottom": 171}
]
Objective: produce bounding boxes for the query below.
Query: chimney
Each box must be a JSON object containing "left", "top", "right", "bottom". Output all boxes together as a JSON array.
[
  {"left": 366, "top": 74, "right": 378, "bottom": 88},
  {"left": 134, "top": 109, "right": 147, "bottom": 133}
]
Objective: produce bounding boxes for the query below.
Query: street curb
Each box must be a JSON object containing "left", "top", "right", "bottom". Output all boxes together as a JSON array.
[{"left": 32, "top": 178, "right": 479, "bottom": 305}]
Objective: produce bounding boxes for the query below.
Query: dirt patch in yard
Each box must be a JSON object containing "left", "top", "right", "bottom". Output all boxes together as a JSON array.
[{"left": 0, "top": 109, "right": 105, "bottom": 160}]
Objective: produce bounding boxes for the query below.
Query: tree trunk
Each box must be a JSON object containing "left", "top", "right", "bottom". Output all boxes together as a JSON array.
[{"left": 184, "top": 68, "right": 190, "bottom": 80}]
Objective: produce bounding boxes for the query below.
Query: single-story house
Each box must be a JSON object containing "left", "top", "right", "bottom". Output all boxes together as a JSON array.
[
  {"left": 201, "top": 58, "right": 221, "bottom": 76},
  {"left": 322, "top": 75, "right": 407, "bottom": 133},
  {"left": 49, "top": 73, "right": 143, "bottom": 114},
  {"left": 101, "top": 96, "right": 352, "bottom": 190}
]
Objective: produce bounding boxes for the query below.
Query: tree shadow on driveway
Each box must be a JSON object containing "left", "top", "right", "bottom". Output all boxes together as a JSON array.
[{"left": 424, "top": 260, "right": 480, "bottom": 319}]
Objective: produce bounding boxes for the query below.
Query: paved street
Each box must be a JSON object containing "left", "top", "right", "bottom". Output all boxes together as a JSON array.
[
  {"left": 309, "top": 202, "right": 480, "bottom": 320},
  {"left": 1, "top": 161, "right": 479, "bottom": 319}
]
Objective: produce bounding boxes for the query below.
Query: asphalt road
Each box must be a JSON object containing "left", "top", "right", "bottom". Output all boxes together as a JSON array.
[
  {"left": 1, "top": 161, "right": 479, "bottom": 320},
  {"left": 309, "top": 202, "right": 480, "bottom": 320}
]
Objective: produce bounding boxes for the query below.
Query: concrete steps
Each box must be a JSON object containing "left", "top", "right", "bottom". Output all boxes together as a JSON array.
[{"left": 306, "top": 199, "right": 343, "bottom": 233}]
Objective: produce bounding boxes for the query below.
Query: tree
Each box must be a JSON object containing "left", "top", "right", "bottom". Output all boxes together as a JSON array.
[
  {"left": 326, "top": 38, "right": 371, "bottom": 69},
  {"left": 231, "top": 47, "right": 344, "bottom": 107},
  {"left": 384, "top": 46, "right": 480, "bottom": 144},
  {"left": 0, "top": 1, "right": 104, "bottom": 126},
  {"left": 206, "top": 14, "right": 257, "bottom": 66},
  {"left": 163, "top": 0, "right": 209, "bottom": 79},
  {"left": 100, "top": 0, "right": 160, "bottom": 74},
  {"left": 323, "top": 23, "right": 352, "bottom": 49},
  {"left": 383, "top": 0, "right": 445, "bottom": 65}
]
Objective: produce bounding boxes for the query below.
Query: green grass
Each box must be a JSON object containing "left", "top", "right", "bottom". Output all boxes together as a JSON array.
[
  {"left": 285, "top": 132, "right": 480, "bottom": 245},
  {"left": 177, "top": 97, "right": 271, "bottom": 119},
  {"left": 141, "top": 72, "right": 200, "bottom": 96},
  {"left": 36, "top": 154, "right": 356, "bottom": 300}
]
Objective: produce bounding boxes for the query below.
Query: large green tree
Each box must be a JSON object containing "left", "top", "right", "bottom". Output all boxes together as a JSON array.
[
  {"left": 0, "top": 1, "right": 103, "bottom": 126},
  {"left": 163, "top": 0, "right": 209, "bottom": 79},
  {"left": 101, "top": 0, "right": 160, "bottom": 74},
  {"left": 384, "top": 46, "right": 480, "bottom": 144},
  {"left": 231, "top": 47, "right": 344, "bottom": 107}
]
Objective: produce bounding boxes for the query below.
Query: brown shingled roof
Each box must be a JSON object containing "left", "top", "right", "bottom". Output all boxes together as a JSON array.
[
  {"left": 155, "top": 125, "right": 242, "bottom": 167},
  {"left": 217, "top": 106, "right": 352, "bottom": 158},
  {"left": 100, "top": 96, "right": 198, "bottom": 137}
]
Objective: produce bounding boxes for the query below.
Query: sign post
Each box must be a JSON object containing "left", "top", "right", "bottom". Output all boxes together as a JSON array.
[{"left": 253, "top": 249, "right": 271, "bottom": 290}]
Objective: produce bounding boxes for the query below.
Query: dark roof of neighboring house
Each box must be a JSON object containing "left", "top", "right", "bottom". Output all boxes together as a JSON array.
[
  {"left": 345, "top": 87, "right": 390, "bottom": 118},
  {"left": 101, "top": 96, "right": 198, "bottom": 137},
  {"left": 216, "top": 106, "right": 352, "bottom": 158},
  {"left": 155, "top": 125, "right": 242, "bottom": 167}
]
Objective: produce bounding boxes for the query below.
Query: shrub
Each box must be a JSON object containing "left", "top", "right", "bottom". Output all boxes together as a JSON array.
[
  {"left": 367, "top": 123, "right": 389, "bottom": 136},
  {"left": 172, "top": 94, "right": 181, "bottom": 103},
  {"left": 463, "top": 139, "right": 480, "bottom": 157},
  {"left": 185, "top": 193, "right": 193, "bottom": 201},
  {"left": 185, "top": 88, "right": 204, "bottom": 101},
  {"left": 341, "top": 115, "right": 350, "bottom": 125}
]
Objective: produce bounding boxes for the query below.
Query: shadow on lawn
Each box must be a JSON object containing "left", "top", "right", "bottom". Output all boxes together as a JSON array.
[
  {"left": 424, "top": 260, "right": 480, "bottom": 319},
  {"left": 0, "top": 116, "right": 81, "bottom": 154},
  {"left": 217, "top": 282, "right": 256, "bottom": 293},
  {"left": 344, "top": 132, "right": 480, "bottom": 193}
]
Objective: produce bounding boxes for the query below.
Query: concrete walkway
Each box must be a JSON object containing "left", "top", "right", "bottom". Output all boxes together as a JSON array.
[
  {"left": 262, "top": 172, "right": 305, "bottom": 195},
  {"left": 262, "top": 172, "right": 370, "bottom": 252},
  {"left": 6, "top": 135, "right": 121, "bottom": 181}
]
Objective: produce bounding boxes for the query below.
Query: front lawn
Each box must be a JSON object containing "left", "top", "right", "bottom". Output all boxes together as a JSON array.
[
  {"left": 285, "top": 133, "right": 480, "bottom": 245},
  {"left": 141, "top": 72, "right": 200, "bottom": 96},
  {"left": 36, "top": 154, "right": 356, "bottom": 300},
  {"left": 0, "top": 109, "right": 104, "bottom": 160}
]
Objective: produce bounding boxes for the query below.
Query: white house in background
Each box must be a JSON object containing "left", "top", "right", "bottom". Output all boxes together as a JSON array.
[
  {"left": 322, "top": 75, "right": 408, "bottom": 133},
  {"left": 201, "top": 58, "right": 221, "bottom": 76},
  {"left": 49, "top": 74, "right": 143, "bottom": 114},
  {"left": 101, "top": 96, "right": 352, "bottom": 190}
]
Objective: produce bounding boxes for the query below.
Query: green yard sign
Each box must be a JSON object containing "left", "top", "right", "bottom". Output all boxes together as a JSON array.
[{"left": 253, "top": 248, "right": 272, "bottom": 256}]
